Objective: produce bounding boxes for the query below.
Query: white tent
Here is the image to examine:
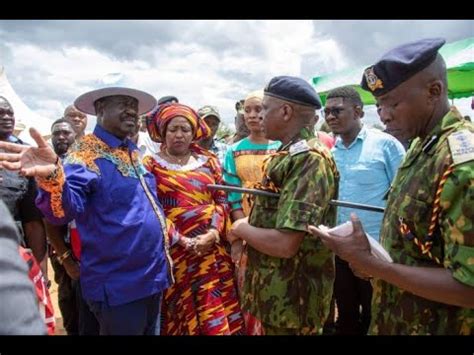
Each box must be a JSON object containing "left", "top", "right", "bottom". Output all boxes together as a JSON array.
[{"left": 0, "top": 66, "right": 54, "bottom": 144}]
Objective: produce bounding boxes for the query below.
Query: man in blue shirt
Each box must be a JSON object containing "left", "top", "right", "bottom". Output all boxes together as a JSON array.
[
  {"left": 0, "top": 87, "right": 173, "bottom": 335},
  {"left": 324, "top": 86, "right": 405, "bottom": 335}
]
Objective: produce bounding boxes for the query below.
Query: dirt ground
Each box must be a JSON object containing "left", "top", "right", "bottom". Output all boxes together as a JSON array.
[{"left": 46, "top": 259, "right": 339, "bottom": 336}]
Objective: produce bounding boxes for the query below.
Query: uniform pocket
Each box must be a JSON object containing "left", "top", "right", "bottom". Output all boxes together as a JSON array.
[
  {"left": 398, "top": 194, "right": 431, "bottom": 226},
  {"left": 276, "top": 199, "right": 323, "bottom": 232},
  {"left": 396, "top": 194, "right": 439, "bottom": 263}
]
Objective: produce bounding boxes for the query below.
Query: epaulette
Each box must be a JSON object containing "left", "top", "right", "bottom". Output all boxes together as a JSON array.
[
  {"left": 289, "top": 139, "right": 310, "bottom": 156},
  {"left": 447, "top": 129, "right": 474, "bottom": 166}
]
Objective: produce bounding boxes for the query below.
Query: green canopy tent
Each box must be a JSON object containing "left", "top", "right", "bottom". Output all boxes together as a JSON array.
[{"left": 312, "top": 37, "right": 474, "bottom": 106}]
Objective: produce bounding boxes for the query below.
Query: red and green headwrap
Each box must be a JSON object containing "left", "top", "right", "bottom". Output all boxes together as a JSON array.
[{"left": 146, "top": 103, "right": 211, "bottom": 143}]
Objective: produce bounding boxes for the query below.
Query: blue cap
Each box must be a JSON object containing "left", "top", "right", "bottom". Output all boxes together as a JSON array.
[
  {"left": 361, "top": 38, "right": 446, "bottom": 96},
  {"left": 264, "top": 75, "right": 322, "bottom": 109}
]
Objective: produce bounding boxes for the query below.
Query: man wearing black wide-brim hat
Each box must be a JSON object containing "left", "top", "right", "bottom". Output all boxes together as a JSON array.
[
  {"left": 0, "top": 87, "right": 174, "bottom": 335},
  {"left": 309, "top": 38, "right": 474, "bottom": 335}
]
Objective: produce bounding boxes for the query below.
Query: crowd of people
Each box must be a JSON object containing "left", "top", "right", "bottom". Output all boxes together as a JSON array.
[{"left": 0, "top": 37, "right": 472, "bottom": 336}]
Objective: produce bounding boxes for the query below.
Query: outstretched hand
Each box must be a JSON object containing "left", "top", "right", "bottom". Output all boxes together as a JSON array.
[{"left": 0, "top": 128, "right": 58, "bottom": 177}]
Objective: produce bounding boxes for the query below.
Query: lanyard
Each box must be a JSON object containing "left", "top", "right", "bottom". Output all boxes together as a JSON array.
[{"left": 128, "top": 150, "right": 175, "bottom": 284}]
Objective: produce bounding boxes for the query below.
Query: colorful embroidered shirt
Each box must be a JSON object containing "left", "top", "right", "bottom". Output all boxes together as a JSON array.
[{"left": 35, "top": 125, "right": 172, "bottom": 306}]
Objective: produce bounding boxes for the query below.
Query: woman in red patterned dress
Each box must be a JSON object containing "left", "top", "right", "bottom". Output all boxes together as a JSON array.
[{"left": 143, "top": 103, "right": 244, "bottom": 335}]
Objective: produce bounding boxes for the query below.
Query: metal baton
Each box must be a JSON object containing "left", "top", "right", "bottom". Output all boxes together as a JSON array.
[{"left": 207, "top": 184, "right": 385, "bottom": 213}]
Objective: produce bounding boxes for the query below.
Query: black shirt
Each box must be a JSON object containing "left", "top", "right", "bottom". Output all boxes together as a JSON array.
[{"left": 0, "top": 135, "right": 43, "bottom": 225}]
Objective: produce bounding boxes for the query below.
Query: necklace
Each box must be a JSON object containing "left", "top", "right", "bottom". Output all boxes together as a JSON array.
[{"left": 164, "top": 148, "right": 191, "bottom": 165}]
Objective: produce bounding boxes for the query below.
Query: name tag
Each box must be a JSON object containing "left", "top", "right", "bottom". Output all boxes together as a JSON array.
[
  {"left": 289, "top": 140, "right": 310, "bottom": 156},
  {"left": 447, "top": 130, "right": 474, "bottom": 166}
]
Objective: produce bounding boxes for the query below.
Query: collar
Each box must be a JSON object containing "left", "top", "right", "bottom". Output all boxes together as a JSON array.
[
  {"left": 279, "top": 127, "right": 314, "bottom": 151},
  {"left": 400, "top": 107, "right": 466, "bottom": 168},
  {"left": 6, "top": 135, "right": 23, "bottom": 144},
  {"left": 93, "top": 125, "right": 137, "bottom": 151},
  {"left": 418, "top": 107, "right": 465, "bottom": 155},
  {"left": 424, "top": 106, "right": 465, "bottom": 141},
  {"left": 335, "top": 126, "right": 366, "bottom": 149}
]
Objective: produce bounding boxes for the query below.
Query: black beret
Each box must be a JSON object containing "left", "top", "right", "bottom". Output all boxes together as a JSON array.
[
  {"left": 361, "top": 38, "right": 446, "bottom": 96},
  {"left": 264, "top": 75, "right": 322, "bottom": 109}
]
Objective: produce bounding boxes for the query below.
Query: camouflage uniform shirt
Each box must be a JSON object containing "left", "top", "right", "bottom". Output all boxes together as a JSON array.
[
  {"left": 242, "top": 128, "right": 339, "bottom": 333},
  {"left": 371, "top": 107, "right": 474, "bottom": 335}
]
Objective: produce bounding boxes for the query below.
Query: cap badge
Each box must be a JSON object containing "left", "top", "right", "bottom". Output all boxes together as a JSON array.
[{"left": 364, "top": 67, "right": 384, "bottom": 92}]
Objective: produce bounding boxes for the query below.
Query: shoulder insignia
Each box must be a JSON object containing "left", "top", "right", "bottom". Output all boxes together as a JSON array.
[
  {"left": 447, "top": 130, "right": 474, "bottom": 166},
  {"left": 289, "top": 140, "right": 310, "bottom": 156}
]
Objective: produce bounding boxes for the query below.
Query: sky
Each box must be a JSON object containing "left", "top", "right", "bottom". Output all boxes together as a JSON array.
[{"left": 0, "top": 20, "right": 472, "bottom": 132}]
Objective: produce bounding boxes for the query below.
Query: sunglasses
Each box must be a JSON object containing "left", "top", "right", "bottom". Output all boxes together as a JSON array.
[{"left": 323, "top": 107, "right": 345, "bottom": 118}]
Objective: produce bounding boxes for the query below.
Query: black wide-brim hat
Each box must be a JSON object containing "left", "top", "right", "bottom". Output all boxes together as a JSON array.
[{"left": 74, "top": 87, "right": 157, "bottom": 115}]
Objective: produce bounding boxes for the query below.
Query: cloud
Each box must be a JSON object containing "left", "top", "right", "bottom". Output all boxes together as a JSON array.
[
  {"left": 0, "top": 19, "right": 472, "bottom": 134},
  {"left": 312, "top": 20, "right": 473, "bottom": 67},
  {"left": 1, "top": 20, "right": 325, "bottom": 129},
  {"left": 0, "top": 20, "right": 268, "bottom": 64},
  {"left": 0, "top": 20, "right": 178, "bottom": 61}
]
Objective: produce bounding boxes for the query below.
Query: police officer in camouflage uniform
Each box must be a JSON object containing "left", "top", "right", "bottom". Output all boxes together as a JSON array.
[
  {"left": 228, "top": 76, "right": 339, "bottom": 335},
  {"left": 309, "top": 38, "right": 474, "bottom": 335}
]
